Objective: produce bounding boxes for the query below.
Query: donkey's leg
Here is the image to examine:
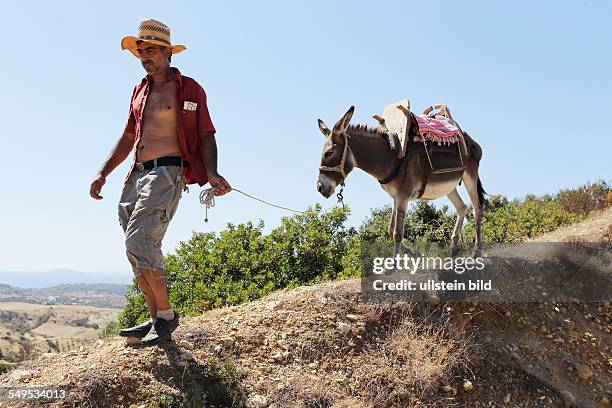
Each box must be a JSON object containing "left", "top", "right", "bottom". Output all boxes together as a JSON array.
[
  {"left": 447, "top": 188, "right": 469, "bottom": 257},
  {"left": 463, "top": 169, "right": 483, "bottom": 257},
  {"left": 388, "top": 200, "right": 397, "bottom": 240},
  {"left": 393, "top": 197, "right": 410, "bottom": 257}
]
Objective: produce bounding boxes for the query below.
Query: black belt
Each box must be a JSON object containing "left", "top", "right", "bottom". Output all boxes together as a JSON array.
[{"left": 134, "top": 156, "right": 189, "bottom": 171}]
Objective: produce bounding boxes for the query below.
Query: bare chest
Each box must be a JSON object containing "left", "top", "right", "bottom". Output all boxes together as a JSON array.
[{"left": 142, "top": 82, "right": 178, "bottom": 120}]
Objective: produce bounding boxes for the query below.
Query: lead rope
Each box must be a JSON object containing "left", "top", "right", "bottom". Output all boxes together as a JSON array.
[
  {"left": 199, "top": 187, "right": 306, "bottom": 222},
  {"left": 199, "top": 186, "right": 346, "bottom": 222},
  {"left": 336, "top": 184, "right": 345, "bottom": 209}
]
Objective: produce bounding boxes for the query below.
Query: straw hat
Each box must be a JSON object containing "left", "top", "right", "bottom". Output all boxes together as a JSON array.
[{"left": 121, "top": 19, "right": 186, "bottom": 58}]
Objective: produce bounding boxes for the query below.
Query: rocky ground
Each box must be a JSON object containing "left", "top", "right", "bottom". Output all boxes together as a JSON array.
[{"left": 0, "top": 209, "right": 610, "bottom": 408}]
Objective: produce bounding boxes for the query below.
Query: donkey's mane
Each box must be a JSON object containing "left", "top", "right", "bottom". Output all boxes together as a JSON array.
[{"left": 345, "top": 123, "right": 386, "bottom": 138}]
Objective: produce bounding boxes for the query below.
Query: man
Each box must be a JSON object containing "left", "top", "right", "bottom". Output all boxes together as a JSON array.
[{"left": 89, "top": 19, "right": 231, "bottom": 345}]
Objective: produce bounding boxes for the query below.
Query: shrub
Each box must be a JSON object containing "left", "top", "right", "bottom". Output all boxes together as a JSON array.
[
  {"left": 460, "top": 196, "right": 580, "bottom": 243},
  {"left": 359, "top": 202, "right": 456, "bottom": 247},
  {"left": 358, "top": 181, "right": 606, "bottom": 246},
  {"left": 556, "top": 180, "right": 610, "bottom": 216}
]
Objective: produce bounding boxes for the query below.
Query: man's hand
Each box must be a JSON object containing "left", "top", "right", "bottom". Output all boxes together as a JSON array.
[
  {"left": 90, "top": 174, "right": 106, "bottom": 200},
  {"left": 208, "top": 172, "right": 231, "bottom": 196}
]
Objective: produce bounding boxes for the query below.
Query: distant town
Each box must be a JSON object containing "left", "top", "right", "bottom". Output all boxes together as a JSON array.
[{"left": 0, "top": 283, "right": 128, "bottom": 309}]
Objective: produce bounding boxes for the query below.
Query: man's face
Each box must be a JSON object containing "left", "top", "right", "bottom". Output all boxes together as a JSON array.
[{"left": 135, "top": 41, "right": 170, "bottom": 75}]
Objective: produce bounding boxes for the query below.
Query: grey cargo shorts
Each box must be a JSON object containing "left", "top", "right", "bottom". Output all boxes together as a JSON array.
[{"left": 118, "top": 164, "right": 186, "bottom": 277}]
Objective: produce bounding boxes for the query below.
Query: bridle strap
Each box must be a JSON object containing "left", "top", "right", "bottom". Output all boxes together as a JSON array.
[{"left": 318, "top": 133, "right": 349, "bottom": 180}]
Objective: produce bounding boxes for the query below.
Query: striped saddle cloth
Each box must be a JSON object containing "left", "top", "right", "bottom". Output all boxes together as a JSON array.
[{"left": 415, "top": 115, "right": 461, "bottom": 145}]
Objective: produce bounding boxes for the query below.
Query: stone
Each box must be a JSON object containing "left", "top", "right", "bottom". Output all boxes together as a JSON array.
[
  {"left": 266, "top": 301, "right": 281, "bottom": 311},
  {"left": 462, "top": 379, "right": 474, "bottom": 392},
  {"left": 574, "top": 363, "right": 593, "bottom": 381},
  {"left": 247, "top": 394, "right": 268, "bottom": 408},
  {"left": 560, "top": 390, "right": 576, "bottom": 407},
  {"left": 503, "top": 393, "right": 511, "bottom": 403},
  {"left": 125, "top": 336, "right": 141, "bottom": 345},
  {"left": 11, "top": 370, "right": 34, "bottom": 382},
  {"left": 219, "top": 336, "right": 235, "bottom": 347},
  {"left": 337, "top": 322, "right": 351, "bottom": 333},
  {"left": 178, "top": 339, "right": 194, "bottom": 350}
]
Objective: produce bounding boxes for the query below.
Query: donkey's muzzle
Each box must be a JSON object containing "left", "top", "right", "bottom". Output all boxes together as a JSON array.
[{"left": 316, "top": 181, "right": 333, "bottom": 198}]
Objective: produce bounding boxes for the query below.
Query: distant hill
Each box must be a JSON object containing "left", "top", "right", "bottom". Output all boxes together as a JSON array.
[
  {"left": 0, "top": 268, "right": 131, "bottom": 289},
  {"left": 0, "top": 281, "right": 128, "bottom": 308}
]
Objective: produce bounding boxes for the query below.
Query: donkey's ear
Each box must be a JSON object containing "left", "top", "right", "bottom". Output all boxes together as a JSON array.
[
  {"left": 318, "top": 119, "right": 331, "bottom": 136},
  {"left": 333, "top": 105, "right": 355, "bottom": 133}
]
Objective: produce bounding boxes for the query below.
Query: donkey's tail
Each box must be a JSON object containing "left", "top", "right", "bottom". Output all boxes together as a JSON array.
[{"left": 477, "top": 178, "right": 487, "bottom": 210}]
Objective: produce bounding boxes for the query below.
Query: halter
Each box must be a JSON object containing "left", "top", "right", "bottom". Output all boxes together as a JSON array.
[{"left": 318, "top": 133, "right": 350, "bottom": 181}]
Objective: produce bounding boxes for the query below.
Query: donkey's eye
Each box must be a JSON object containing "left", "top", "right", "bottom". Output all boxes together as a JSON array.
[{"left": 324, "top": 150, "right": 334, "bottom": 158}]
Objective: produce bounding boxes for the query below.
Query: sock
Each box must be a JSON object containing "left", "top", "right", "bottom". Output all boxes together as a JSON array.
[{"left": 156, "top": 308, "right": 175, "bottom": 321}]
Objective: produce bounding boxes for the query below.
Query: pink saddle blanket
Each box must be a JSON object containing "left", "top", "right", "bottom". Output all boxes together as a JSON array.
[{"left": 415, "top": 115, "right": 461, "bottom": 144}]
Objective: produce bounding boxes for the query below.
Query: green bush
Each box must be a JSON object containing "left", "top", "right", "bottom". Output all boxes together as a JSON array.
[
  {"left": 0, "top": 362, "right": 10, "bottom": 374},
  {"left": 359, "top": 202, "right": 455, "bottom": 247},
  {"left": 460, "top": 195, "right": 581, "bottom": 243},
  {"left": 358, "top": 181, "right": 607, "bottom": 246}
]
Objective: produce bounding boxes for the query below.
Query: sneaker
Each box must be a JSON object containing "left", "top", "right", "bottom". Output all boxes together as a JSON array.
[
  {"left": 119, "top": 319, "right": 153, "bottom": 338},
  {"left": 141, "top": 312, "right": 180, "bottom": 345}
]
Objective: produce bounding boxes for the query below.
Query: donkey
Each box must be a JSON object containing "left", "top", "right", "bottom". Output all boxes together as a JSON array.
[{"left": 316, "top": 106, "right": 485, "bottom": 257}]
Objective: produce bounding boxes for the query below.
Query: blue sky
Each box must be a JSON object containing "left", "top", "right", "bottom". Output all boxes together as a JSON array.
[{"left": 0, "top": 1, "right": 610, "bottom": 280}]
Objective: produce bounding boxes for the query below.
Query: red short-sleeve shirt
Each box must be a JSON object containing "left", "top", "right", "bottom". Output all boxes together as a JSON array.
[{"left": 124, "top": 67, "right": 216, "bottom": 186}]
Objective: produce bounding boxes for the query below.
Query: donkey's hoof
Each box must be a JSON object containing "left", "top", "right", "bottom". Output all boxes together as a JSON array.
[{"left": 450, "top": 246, "right": 459, "bottom": 257}]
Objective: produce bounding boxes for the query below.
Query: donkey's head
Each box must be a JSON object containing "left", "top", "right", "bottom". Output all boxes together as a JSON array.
[{"left": 316, "top": 106, "right": 355, "bottom": 198}]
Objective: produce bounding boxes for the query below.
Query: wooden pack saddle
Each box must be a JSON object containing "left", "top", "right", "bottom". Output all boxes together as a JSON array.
[{"left": 373, "top": 100, "right": 467, "bottom": 175}]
